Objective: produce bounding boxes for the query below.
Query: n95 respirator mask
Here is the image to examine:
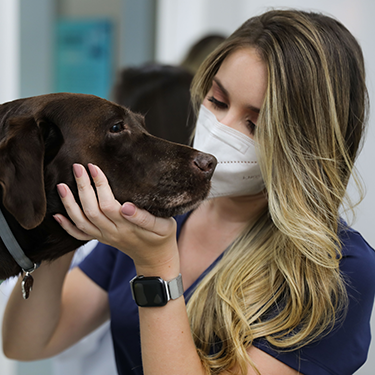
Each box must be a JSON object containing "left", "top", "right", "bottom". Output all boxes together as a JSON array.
[{"left": 193, "top": 105, "right": 264, "bottom": 199}]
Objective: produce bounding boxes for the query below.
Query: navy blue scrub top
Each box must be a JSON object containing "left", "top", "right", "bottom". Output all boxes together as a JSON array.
[{"left": 79, "top": 213, "right": 375, "bottom": 375}]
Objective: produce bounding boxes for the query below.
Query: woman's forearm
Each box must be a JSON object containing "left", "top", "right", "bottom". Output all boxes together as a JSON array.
[
  {"left": 136, "top": 262, "right": 207, "bottom": 375},
  {"left": 2, "top": 252, "right": 74, "bottom": 360},
  {"left": 139, "top": 299, "right": 206, "bottom": 375}
]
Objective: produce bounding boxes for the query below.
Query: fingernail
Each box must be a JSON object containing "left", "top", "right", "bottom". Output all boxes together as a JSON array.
[
  {"left": 121, "top": 202, "right": 136, "bottom": 217},
  {"left": 88, "top": 163, "right": 98, "bottom": 178},
  {"left": 57, "top": 184, "right": 67, "bottom": 198},
  {"left": 53, "top": 214, "right": 62, "bottom": 224},
  {"left": 73, "top": 164, "right": 83, "bottom": 178}
]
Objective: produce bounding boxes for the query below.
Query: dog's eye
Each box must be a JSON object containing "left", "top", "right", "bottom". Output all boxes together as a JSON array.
[{"left": 110, "top": 122, "right": 125, "bottom": 133}]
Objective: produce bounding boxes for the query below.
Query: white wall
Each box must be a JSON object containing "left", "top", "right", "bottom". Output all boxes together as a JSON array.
[
  {"left": 20, "top": 0, "right": 55, "bottom": 98},
  {"left": 0, "top": 0, "right": 20, "bottom": 104},
  {"left": 157, "top": 1, "right": 375, "bottom": 374},
  {"left": 0, "top": 1, "right": 19, "bottom": 374}
]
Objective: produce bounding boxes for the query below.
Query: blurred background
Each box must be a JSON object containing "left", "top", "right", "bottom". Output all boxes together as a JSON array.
[{"left": 0, "top": 0, "right": 374, "bottom": 374}]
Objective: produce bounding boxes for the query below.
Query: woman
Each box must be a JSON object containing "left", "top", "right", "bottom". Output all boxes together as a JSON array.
[{"left": 3, "top": 9, "right": 375, "bottom": 375}]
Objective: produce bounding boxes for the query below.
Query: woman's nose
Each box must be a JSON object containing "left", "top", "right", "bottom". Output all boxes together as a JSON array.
[
  {"left": 217, "top": 112, "right": 240, "bottom": 131},
  {"left": 215, "top": 110, "right": 230, "bottom": 124}
]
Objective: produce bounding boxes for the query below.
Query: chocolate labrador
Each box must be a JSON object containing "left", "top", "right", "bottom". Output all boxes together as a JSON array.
[{"left": 0, "top": 93, "right": 216, "bottom": 280}]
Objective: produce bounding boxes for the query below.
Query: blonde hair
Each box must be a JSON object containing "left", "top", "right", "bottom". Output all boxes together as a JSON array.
[{"left": 188, "top": 9, "right": 369, "bottom": 374}]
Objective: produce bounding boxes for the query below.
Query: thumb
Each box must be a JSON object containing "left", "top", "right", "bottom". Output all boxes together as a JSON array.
[
  {"left": 121, "top": 202, "right": 157, "bottom": 232},
  {"left": 120, "top": 202, "right": 175, "bottom": 236},
  {"left": 121, "top": 202, "right": 137, "bottom": 217}
]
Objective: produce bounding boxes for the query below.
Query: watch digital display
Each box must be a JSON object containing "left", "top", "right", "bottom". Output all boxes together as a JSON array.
[{"left": 132, "top": 277, "right": 169, "bottom": 307}]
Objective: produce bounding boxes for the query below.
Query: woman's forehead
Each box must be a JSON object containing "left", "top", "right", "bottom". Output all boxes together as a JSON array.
[{"left": 215, "top": 48, "right": 267, "bottom": 110}]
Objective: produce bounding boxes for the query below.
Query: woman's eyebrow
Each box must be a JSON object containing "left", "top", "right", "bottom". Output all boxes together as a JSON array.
[
  {"left": 213, "top": 77, "right": 229, "bottom": 98},
  {"left": 213, "top": 77, "right": 260, "bottom": 114}
]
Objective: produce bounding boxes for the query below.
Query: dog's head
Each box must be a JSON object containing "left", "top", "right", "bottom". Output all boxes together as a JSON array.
[{"left": 0, "top": 93, "right": 216, "bottom": 232}]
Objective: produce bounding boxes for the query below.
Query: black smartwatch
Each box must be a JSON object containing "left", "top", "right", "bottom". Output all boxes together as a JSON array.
[{"left": 130, "top": 274, "right": 184, "bottom": 307}]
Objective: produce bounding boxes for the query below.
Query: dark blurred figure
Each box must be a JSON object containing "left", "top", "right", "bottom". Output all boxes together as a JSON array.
[
  {"left": 112, "top": 64, "right": 194, "bottom": 145},
  {"left": 180, "top": 34, "right": 226, "bottom": 74}
]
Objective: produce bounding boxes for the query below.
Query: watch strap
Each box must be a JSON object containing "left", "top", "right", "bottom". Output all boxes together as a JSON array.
[{"left": 167, "top": 273, "right": 184, "bottom": 300}]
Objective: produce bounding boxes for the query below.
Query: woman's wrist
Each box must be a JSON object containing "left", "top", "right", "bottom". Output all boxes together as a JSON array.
[{"left": 134, "top": 251, "right": 181, "bottom": 280}]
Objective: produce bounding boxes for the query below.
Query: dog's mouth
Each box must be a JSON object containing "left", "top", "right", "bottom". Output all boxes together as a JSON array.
[
  {"left": 130, "top": 185, "right": 211, "bottom": 218},
  {"left": 144, "top": 201, "right": 202, "bottom": 218},
  {"left": 120, "top": 150, "right": 217, "bottom": 218}
]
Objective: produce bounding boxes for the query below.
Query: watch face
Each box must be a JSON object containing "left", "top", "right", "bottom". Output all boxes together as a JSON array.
[{"left": 132, "top": 277, "right": 168, "bottom": 307}]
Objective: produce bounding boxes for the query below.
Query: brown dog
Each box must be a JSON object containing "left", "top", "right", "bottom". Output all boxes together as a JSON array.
[{"left": 0, "top": 93, "right": 216, "bottom": 279}]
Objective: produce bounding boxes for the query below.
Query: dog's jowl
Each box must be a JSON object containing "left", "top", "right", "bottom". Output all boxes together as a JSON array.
[{"left": 0, "top": 93, "right": 217, "bottom": 279}]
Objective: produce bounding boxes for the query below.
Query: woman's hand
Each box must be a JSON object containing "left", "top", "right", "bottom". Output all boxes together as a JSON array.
[{"left": 54, "top": 164, "right": 179, "bottom": 273}]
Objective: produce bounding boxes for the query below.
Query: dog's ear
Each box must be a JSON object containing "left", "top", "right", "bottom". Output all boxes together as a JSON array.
[{"left": 0, "top": 116, "right": 48, "bottom": 229}]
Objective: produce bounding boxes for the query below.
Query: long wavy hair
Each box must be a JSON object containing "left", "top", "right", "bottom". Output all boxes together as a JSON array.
[{"left": 188, "top": 9, "right": 369, "bottom": 374}]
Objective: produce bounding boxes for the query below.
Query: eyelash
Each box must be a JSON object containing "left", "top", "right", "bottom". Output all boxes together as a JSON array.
[
  {"left": 207, "top": 95, "right": 257, "bottom": 134},
  {"left": 208, "top": 95, "right": 227, "bottom": 110}
]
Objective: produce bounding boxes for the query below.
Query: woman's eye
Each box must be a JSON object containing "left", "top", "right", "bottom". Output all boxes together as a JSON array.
[
  {"left": 110, "top": 122, "right": 125, "bottom": 133},
  {"left": 247, "top": 120, "right": 257, "bottom": 135},
  {"left": 208, "top": 96, "right": 228, "bottom": 110}
]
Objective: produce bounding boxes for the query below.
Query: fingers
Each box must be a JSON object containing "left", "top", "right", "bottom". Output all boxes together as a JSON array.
[
  {"left": 87, "top": 164, "right": 119, "bottom": 217},
  {"left": 57, "top": 182, "right": 102, "bottom": 238},
  {"left": 53, "top": 214, "right": 94, "bottom": 241},
  {"left": 72, "top": 164, "right": 102, "bottom": 219},
  {"left": 74, "top": 164, "right": 122, "bottom": 225},
  {"left": 58, "top": 164, "right": 124, "bottom": 240}
]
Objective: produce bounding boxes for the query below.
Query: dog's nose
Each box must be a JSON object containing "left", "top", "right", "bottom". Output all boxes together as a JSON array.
[{"left": 193, "top": 152, "right": 217, "bottom": 179}]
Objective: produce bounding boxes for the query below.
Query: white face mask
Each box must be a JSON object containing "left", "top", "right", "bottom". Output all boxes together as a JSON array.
[{"left": 193, "top": 105, "right": 264, "bottom": 199}]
